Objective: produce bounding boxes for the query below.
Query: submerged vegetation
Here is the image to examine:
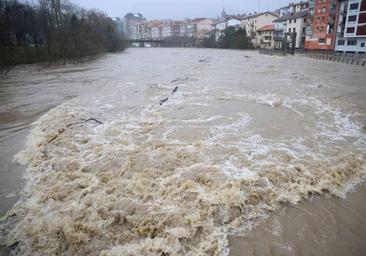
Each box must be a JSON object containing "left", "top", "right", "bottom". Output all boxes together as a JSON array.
[
  {"left": 0, "top": 0, "right": 127, "bottom": 66},
  {"left": 200, "top": 27, "right": 253, "bottom": 50}
]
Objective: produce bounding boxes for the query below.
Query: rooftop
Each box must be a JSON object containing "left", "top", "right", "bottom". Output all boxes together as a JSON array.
[
  {"left": 257, "top": 24, "right": 275, "bottom": 31},
  {"left": 241, "top": 11, "right": 278, "bottom": 20},
  {"left": 280, "top": 1, "right": 310, "bottom": 10},
  {"left": 274, "top": 11, "right": 308, "bottom": 22}
]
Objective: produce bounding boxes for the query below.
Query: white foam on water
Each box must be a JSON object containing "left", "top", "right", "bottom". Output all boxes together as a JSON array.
[{"left": 1, "top": 78, "right": 366, "bottom": 256}]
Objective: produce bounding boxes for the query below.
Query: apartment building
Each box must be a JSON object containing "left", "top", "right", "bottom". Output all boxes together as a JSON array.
[
  {"left": 279, "top": 1, "right": 310, "bottom": 16},
  {"left": 257, "top": 24, "right": 275, "bottom": 48},
  {"left": 194, "top": 19, "right": 214, "bottom": 39},
  {"left": 124, "top": 13, "right": 146, "bottom": 39},
  {"left": 272, "top": 2, "right": 311, "bottom": 49},
  {"left": 305, "top": 0, "right": 338, "bottom": 50},
  {"left": 276, "top": 11, "right": 309, "bottom": 48},
  {"left": 213, "top": 18, "right": 242, "bottom": 41},
  {"left": 335, "top": 0, "right": 366, "bottom": 53},
  {"left": 241, "top": 12, "right": 279, "bottom": 46},
  {"left": 161, "top": 21, "right": 182, "bottom": 39},
  {"left": 274, "top": 18, "right": 288, "bottom": 48},
  {"left": 147, "top": 21, "right": 163, "bottom": 39}
]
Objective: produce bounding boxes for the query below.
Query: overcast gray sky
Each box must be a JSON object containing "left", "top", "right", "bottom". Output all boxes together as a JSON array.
[{"left": 71, "top": 0, "right": 291, "bottom": 20}]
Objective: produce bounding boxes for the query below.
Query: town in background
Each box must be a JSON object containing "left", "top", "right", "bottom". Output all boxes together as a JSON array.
[{"left": 117, "top": 0, "right": 366, "bottom": 54}]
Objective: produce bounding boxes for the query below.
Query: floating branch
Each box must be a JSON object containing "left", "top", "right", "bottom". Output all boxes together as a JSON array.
[
  {"left": 66, "top": 118, "right": 103, "bottom": 127},
  {"left": 81, "top": 118, "right": 103, "bottom": 124},
  {"left": 171, "top": 86, "right": 178, "bottom": 95},
  {"left": 159, "top": 97, "right": 169, "bottom": 106}
]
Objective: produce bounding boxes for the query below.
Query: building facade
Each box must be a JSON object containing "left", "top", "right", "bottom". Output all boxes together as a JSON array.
[
  {"left": 279, "top": 1, "right": 310, "bottom": 16},
  {"left": 194, "top": 19, "right": 214, "bottom": 39},
  {"left": 335, "top": 0, "right": 366, "bottom": 53},
  {"left": 274, "top": 18, "right": 288, "bottom": 48},
  {"left": 283, "top": 11, "right": 309, "bottom": 48},
  {"left": 124, "top": 13, "right": 146, "bottom": 39},
  {"left": 274, "top": 1, "right": 310, "bottom": 49},
  {"left": 213, "top": 18, "right": 242, "bottom": 41},
  {"left": 241, "top": 12, "right": 279, "bottom": 46},
  {"left": 161, "top": 21, "right": 181, "bottom": 39},
  {"left": 148, "top": 21, "right": 163, "bottom": 39},
  {"left": 257, "top": 24, "right": 275, "bottom": 48},
  {"left": 305, "top": 0, "right": 338, "bottom": 50}
]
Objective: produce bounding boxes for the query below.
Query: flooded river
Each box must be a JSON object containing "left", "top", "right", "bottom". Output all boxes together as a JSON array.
[{"left": 0, "top": 48, "right": 365, "bottom": 255}]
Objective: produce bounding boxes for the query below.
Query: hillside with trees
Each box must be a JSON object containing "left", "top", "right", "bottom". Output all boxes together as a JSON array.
[{"left": 0, "top": 0, "right": 127, "bottom": 67}]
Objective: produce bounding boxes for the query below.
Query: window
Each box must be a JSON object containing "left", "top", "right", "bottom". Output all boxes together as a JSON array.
[
  {"left": 322, "top": 7, "right": 327, "bottom": 13},
  {"left": 348, "top": 15, "right": 357, "bottom": 22},
  {"left": 343, "top": 4, "right": 348, "bottom": 12},
  {"left": 294, "top": 19, "right": 297, "bottom": 23},
  {"left": 346, "top": 27, "right": 355, "bottom": 33},
  {"left": 347, "top": 39, "right": 357, "bottom": 45},
  {"left": 338, "top": 40, "right": 345, "bottom": 45},
  {"left": 350, "top": 3, "right": 359, "bottom": 10},
  {"left": 357, "top": 25, "right": 366, "bottom": 35},
  {"left": 359, "top": 13, "right": 366, "bottom": 23},
  {"left": 293, "top": 28, "right": 296, "bottom": 33},
  {"left": 319, "top": 39, "right": 326, "bottom": 44},
  {"left": 361, "top": 0, "right": 366, "bottom": 11},
  {"left": 361, "top": 42, "right": 365, "bottom": 47}
]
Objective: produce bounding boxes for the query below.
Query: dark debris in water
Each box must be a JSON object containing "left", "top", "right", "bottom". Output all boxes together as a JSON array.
[
  {"left": 159, "top": 97, "right": 169, "bottom": 106},
  {"left": 171, "top": 86, "right": 178, "bottom": 95},
  {"left": 66, "top": 118, "right": 102, "bottom": 128}
]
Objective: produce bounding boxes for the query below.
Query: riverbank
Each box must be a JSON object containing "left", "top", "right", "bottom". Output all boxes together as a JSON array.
[
  {"left": 1, "top": 48, "right": 365, "bottom": 255},
  {"left": 0, "top": 0, "right": 127, "bottom": 68}
]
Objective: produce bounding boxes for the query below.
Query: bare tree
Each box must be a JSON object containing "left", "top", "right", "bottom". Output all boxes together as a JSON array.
[{"left": 0, "top": 0, "right": 127, "bottom": 66}]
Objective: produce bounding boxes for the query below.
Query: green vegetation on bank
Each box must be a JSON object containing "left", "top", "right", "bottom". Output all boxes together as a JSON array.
[
  {"left": 199, "top": 27, "right": 253, "bottom": 50},
  {"left": 0, "top": 0, "right": 127, "bottom": 67}
]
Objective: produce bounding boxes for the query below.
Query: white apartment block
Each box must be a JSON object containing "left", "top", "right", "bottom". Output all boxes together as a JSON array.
[
  {"left": 335, "top": 0, "right": 366, "bottom": 53},
  {"left": 213, "top": 18, "right": 242, "bottom": 41}
]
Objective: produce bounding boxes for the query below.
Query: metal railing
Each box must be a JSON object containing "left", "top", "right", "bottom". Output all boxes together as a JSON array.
[
  {"left": 259, "top": 48, "right": 287, "bottom": 56},
  {"left": 304, "top": 50, "right": 366, "bottom": 66}
]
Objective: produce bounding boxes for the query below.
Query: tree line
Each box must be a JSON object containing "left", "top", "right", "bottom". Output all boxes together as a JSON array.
[
  {"left": 0, "top": 0, "right": 127, "bottom": 66},
  {"left": 199, "top": 27, "right": 253, "bottom": 50}
]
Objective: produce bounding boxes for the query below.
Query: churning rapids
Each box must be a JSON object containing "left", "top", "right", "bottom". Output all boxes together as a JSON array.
[{"left": 0, "top": 48, "right": 366, "bottom": 256}]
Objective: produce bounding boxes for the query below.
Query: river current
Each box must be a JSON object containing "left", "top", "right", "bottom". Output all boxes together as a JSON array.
[{"left": 0, "top": 48, "right": 365, "bottom": 255}]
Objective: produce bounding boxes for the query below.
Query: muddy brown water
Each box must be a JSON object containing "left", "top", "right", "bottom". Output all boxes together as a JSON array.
[{"left": 0, "top": 48, "right": 365, "bottom": 255}]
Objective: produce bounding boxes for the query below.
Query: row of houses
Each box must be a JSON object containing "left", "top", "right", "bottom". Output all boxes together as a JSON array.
[
  {"left": 121, "top": 0, "right": 366, "bottom": 53},
  {"left": 123, "top": 13, "right": 214, "bottom": 41},
  {"left": 123, "top": 11, "right": 282, "bottom": 47},
  {"left": 248, "top": 0, "right": 365, "bottom": 53}
]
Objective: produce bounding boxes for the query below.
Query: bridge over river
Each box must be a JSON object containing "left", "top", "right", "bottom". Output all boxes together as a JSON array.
[{"left": 128, "top": 38, "right": 197, "bottom": 47}]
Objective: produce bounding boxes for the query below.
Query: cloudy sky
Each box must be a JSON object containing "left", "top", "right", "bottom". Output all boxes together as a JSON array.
[{"left": 71, "top": 0, "right": 291, "bottom": 19}]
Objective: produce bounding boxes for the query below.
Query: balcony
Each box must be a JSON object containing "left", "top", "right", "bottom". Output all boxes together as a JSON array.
[{"left": 274, "top": 36, "right": 284, "bottom": 41}]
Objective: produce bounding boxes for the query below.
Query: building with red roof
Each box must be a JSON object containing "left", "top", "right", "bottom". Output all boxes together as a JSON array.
[{"left": 257, "top": 24, "right": 276, "bottom": 48}]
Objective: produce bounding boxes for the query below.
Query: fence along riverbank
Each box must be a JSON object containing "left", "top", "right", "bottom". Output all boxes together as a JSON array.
[{"left": 259, "top": 48, "right": 366, "bottom": 66}]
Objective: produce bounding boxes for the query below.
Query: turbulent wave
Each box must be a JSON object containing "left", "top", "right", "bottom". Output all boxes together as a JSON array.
[{"left": 1, "top": 54, "right": 366, "bottom": 255}]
